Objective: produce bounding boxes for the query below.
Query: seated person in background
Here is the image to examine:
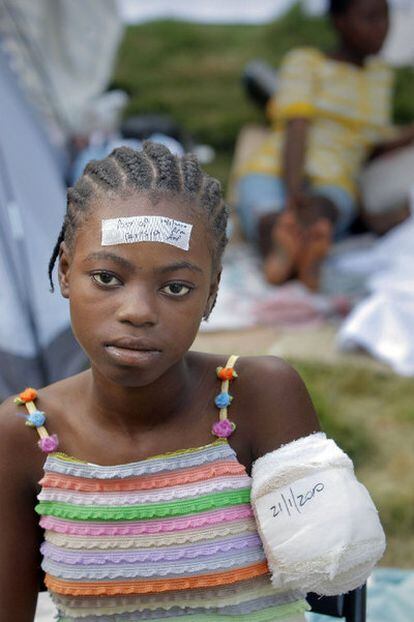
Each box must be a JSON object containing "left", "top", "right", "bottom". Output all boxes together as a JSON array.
[{"left": 235, "top": 0, "right": 414, "bottom": 290}]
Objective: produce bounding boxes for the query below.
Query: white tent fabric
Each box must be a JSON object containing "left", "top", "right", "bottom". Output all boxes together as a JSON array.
[
  {"left": 0, "top": 0, "right": 123, "bottom": 145},
  {"left": 338, "top": 206, "right": 414, "bottom": 376},
  {"left": 381, "top": 3, "right": 414, "bottom": 66},
  {"left": 0, "top": 49, "right": 85, "bottom": 398},
  {"left": 118, "top": 0, "right": 294, "bottom": 24}
]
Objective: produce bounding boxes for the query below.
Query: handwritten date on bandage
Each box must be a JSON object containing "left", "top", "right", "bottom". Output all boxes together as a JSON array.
[{"left": 269, "top": 482, "right": 325, "bottom": 519}]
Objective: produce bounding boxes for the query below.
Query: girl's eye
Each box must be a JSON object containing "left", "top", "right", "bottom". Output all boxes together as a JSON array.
[
  {"left": 161, "top": 283, "right": 192, "bottom": 297},
  {"left": 91, "top": 272, "right": 122, "bottom": 287}
]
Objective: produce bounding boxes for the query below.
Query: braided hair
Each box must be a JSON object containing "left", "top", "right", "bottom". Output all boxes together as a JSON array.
[{"left": 49, "top": 142, "right": 229, "bottom": 316}]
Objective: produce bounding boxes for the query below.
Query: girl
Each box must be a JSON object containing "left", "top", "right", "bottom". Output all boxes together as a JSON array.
[
  {"left": 236, "top": 0, "right": 414, "bottom": 290},
  {"left": 0, "top": 142, "right": 384, "bottom": 621}
]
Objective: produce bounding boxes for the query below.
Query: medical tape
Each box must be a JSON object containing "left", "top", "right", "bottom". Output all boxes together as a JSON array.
[{"left": 101, "top": 216, "right": 193, "bottom": 250}]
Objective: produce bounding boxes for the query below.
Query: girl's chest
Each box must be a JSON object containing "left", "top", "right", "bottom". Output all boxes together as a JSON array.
[{"left": 50, "top": 384, "right": 252, "bottom": 470}]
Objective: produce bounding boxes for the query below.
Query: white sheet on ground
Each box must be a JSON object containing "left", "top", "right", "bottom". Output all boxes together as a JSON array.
[{"left": 338, "top": 214, "right": 414, "bottom": 375}]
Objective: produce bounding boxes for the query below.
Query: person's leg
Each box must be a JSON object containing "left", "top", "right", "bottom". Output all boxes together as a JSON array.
[
  {"left": 314, "top": 185, "right": 357, "bottom": 240},
  {"left": 262, "top": 211, "right": 304, "bottom": 284},
  {"left": 297, "top": 186, "right": 356, "bottom": 290},
  {"left": 236, "top": 176, "right": 356, "bottom": 289},
  {"left": 235, "top": 173, "right": 286, "bottom": 243},
  {"left": 236, "top": 174, "right": 303, "bottom": 283},
  {"left": 262, "top": 186, "right": 354, "bottom": 287}
]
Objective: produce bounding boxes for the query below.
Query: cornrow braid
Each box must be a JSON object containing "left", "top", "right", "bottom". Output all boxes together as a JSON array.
[
  {"left": 142, "top": 141, "right": 182, "bottom": 193},
  {"left": 198, "top": 176, "right": 229, "bottom": 270},
  {"left": 48, "top": 141, "right": 229, "bottom": 290},
  {"left": 83, "top": 158, "right": 122, "bottom": 189},
  {"left": 181, "top": 154, "right": 203, "bottom": 194},
  {"left": 48, "top": 223, "right": 65, "bottom": 291},
  {"left": 110, "top": 147, "right": 154, "bottom": 189}
]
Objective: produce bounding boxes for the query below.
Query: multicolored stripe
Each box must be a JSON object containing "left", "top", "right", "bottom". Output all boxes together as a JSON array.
[{"left": 36, "top": 440, "right": 308, "bottom": 620}]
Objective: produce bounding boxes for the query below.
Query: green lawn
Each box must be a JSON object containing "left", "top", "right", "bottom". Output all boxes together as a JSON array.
[
  {"left": 294, "top": 360, "right": 414, "bottom": 568},
  {"left": 112, "top": 6, "right": 414, "bottom": 567}
]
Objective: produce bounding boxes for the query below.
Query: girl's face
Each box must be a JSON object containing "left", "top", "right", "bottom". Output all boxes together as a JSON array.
[
  {"left": 59, "top": 193, "right": 219, "bottom": 387},
  {"left": 335, "top": 0, "right": 389, "bottom": 58}
]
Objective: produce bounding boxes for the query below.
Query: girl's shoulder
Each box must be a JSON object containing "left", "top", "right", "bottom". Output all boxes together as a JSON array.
[
  {"left": 0, "top": 373, "right": 87, "bottom": 484},
  {"left": 233, "top": 355, "right": 319, "bottom": 460},
  {"left": 195, "top": 352, "right": 320, "bottom": 460},
  {"left": 233, "top": 354, "right": 311, "bottom": 403},
  {"left": 4, "top": 372, "right": 87, "bottom": 429},
  {"left": 0, "top": 392, "right": 46, "bottom": 489}
]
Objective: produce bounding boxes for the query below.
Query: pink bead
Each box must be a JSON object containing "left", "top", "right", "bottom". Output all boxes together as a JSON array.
[
  {"left": 212, "top": 419, "right": 236, "bottom": 438},
  {"left": 38, "top": 434, "right": 59, "bottom": 453}
]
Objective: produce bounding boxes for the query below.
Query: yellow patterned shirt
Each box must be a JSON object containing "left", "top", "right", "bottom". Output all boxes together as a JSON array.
[{"left": 239, "top": 47, "right": 395, "bottom": 197}]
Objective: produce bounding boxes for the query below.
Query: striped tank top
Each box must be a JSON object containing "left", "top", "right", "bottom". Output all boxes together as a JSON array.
[{"left": 17, "top": 357, "right": 309, "bottom": 621}]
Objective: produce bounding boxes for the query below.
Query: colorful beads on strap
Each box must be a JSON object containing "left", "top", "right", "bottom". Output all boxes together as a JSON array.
[
  {"left": 212, "top": 355, "right": 239, "bottom": 439},
  {"left": 15, "top": 387, "right": 59, "bottom": 453}
]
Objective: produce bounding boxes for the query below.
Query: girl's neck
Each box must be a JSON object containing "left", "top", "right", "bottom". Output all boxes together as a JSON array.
[
  {"left": 329, "top": 45, "right": 368, "bottom": 68},
  {"left": 84, "top": 357, "right": 197, "bottom": 434}
]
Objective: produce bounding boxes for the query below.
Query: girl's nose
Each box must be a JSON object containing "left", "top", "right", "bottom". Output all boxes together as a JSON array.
[{"left": 116, "top": 287, "right": 158, "bottom": 327}]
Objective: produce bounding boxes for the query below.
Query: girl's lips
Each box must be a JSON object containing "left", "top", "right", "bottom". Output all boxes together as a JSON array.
[
  {"left": 106, "top": 336, "right": 161, "bottom": 350},
  {"left": 104, "top": 344, "right": 162, "bottom": 366}
]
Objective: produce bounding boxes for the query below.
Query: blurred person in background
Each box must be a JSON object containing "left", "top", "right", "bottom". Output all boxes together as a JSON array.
[{"left": 235, "top": 0, "right": 414, "bottom": 290}]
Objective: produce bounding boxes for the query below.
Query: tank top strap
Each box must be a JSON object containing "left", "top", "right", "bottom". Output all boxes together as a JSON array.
[
  {"left": 14, "top": 388, "right": 59, "bottom": 454},
  {"left": 212, "top": 354, "right": 239, "bottom": 439}
]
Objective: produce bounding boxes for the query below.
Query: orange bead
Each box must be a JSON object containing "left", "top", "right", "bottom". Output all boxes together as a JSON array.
[
  {"left": 216, "top": 367, "right": 237, "bottom": 381},
  {"left": 19, "top": 387, "right": 38, "bottom": 402}
]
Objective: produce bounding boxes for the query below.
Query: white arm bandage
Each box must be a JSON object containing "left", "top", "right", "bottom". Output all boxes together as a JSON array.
[{"left": 251, "top": 432, "right": 385, "bottom": 596}]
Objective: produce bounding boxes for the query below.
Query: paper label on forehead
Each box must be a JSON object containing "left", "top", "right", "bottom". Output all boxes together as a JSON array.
[{"left": 101, "top": 216, "right": 193, "bottom": 250}]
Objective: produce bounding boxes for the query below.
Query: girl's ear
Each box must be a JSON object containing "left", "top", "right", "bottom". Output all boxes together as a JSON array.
[
  {"left": 58, "top": 242, "right": 71, "bottom": 299},
  {"left": 203, "top": 270, "right": 221, "bottom": 320}
]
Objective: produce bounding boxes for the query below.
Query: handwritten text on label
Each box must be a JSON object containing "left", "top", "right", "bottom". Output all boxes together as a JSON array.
[{"left": 101, "top": 216, "right": 193, "bottom": 251}]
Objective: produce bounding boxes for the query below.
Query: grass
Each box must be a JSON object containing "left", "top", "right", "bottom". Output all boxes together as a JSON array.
[
  {"left": 292, "top": 360, "right": 414, "bottom": 567},
  {"left": 112, "top": 4, "right": 414, "bottom": 568}
]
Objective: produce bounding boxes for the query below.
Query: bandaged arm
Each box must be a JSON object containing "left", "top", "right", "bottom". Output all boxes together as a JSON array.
[{"left": 251, "top": 432, "right": 385, "bottom": 596}]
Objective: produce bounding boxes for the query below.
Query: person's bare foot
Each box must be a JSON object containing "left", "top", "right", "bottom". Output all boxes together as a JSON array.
[
  {"left": 263, "top": 211, "right": 303, "bottom": 284},
  {"left": 298, "top": 218, "right": 333, "bottom": 291}
]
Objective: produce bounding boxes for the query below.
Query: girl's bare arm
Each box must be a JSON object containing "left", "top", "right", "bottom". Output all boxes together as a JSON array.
[
  {"left": 0, "top": 398, "right": 43, "bottom": 622},
  {"left": 236, "top": 356, "right": 320, "bottom": 462}
]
